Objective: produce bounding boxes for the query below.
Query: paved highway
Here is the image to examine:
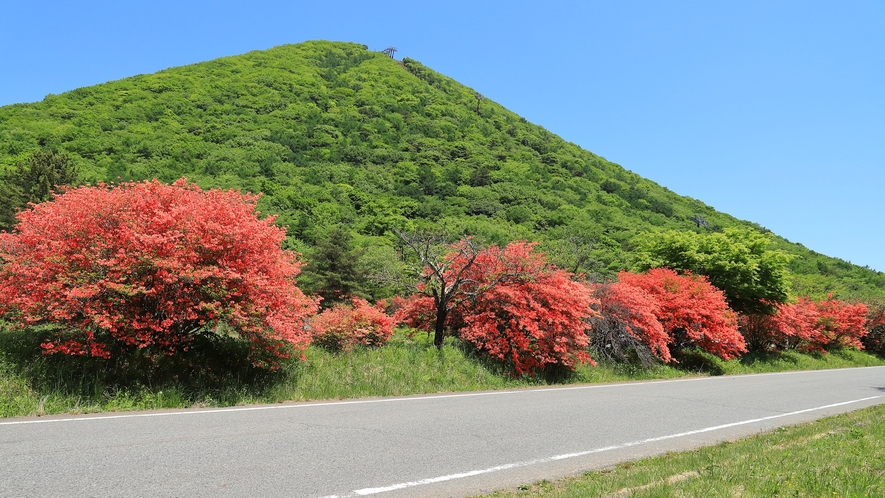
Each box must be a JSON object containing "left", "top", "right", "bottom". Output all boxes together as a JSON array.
[{"left": 2, "top": 367, "right": 883, "bottom": 497}]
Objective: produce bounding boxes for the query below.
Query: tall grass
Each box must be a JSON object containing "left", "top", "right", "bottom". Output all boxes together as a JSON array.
[{"left": 1, "top": 325, "right": 884, "bottom": 419}]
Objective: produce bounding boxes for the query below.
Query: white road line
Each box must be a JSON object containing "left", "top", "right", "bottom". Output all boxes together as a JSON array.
[
  {"left": 1, "top": 366, "right": 881, "bottom": 426},
  {"left": 328, "top": 395, "right": 883, "bottom": 496}
]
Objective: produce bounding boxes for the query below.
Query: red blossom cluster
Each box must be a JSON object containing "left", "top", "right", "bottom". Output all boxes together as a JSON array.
[
  {"left": 0, "top": 179, "right": 318, "bottom": 368},
  {"left": 587, "top": 280, "right": 670, "bottom": 364},
  {"left": 310, "top": 297, "right": 396, "bottom": 352},
  {"left": 742, "top": 296, "right": 869, "bottom": 353},
  {"left": 589, "top": 268, "right": 745, "bottom": 362},
  {"left": 452, "top": 242, "right": 594, "bottom": 375},
  {"left": 396, "top": 241, "right": 594, "bottom": 375}
]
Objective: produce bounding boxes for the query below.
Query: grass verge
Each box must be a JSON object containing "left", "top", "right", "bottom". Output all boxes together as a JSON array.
[
  {"left": 481, "top": 402, "right": 885, "bottom": 497},
  {"left": 1, "top": 326, "right": 884, "bottom": 418}
]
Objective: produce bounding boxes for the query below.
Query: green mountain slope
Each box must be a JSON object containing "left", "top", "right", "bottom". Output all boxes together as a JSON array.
[{"left": 1, "top": 40, "right": 882, "bottom": 300}]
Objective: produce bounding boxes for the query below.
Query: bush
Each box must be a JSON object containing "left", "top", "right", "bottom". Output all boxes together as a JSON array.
[
  {"left": 742, "top": 296, "right": 869, "bottom": 353},
  {"left": 0, "top": 178, "right": 318, "bottom": 369},
  {"left": 618, "top": 268, "right": 745, "bottom": 360},
  {"left": 395, "top": 241, "right": 595, "bottom": 376},
  {"left": 451, "top": 242, "right": 594, "bottom": 376},
  {"left": 587, "top": 281, "right": 670, "bottom": 366},
  {"left": 863, "top": 303, "right": 885, "bottom": 356},
  {"left": 311, "top": 297, "right": 395, "bottom": 352}
]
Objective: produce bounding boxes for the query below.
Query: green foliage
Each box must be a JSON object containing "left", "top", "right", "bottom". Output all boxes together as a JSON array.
[
  {"left": 0, "top": 41, "right": 882, "bottom": 300},
  {"left": 300, "top": 225, "right": 369, "bottom": 306},
  {"left": 633, "top": 227, "right": 793, "bottom": 314},
  {"left": 0, "top": 150, "right": 77, "bottom": 231}
]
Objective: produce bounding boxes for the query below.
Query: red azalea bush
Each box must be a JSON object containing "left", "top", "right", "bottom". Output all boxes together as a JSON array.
[
  {"left": 741, "top": 296, "right": 869, "bottom": 353},
  {"left": 618, "top": 268, "right": 745, "bottom": 360},
  {"left": 863, "top": 302, "right": 885, "bottom": 356},
  {"left": 0, "top": 178, "right": 318, "bottom": 368},
  {"left": 814, "top": 297, "right": 868, "bottom": 350},
  {"left": 311, "top": 297, "right": 396, "bottom": 352},
  {"left": 587, "top": 281, "right": 671, "bottom": 365},
  {"left": 738, "top": 300, "right": 817, "bottom": 352},
  {"left": 392, "top": 294, "right": 437, "bottom": 332},
  {"left": 451, "top": 242, "right": 595, "bottom": 375},
  {"left": 395, "top": 241, "right": 595, "bottom": 376}
]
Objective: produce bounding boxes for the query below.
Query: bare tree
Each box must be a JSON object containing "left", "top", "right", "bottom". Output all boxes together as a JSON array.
[
  {"left": 474, "top": 93, "right": 485, "bottom": 114},
  {"left": 690, "top": 214, "right": 709, "bottom": 229},
  {"left": 394, "top": 229, "right": 489, "bottom": 348}
]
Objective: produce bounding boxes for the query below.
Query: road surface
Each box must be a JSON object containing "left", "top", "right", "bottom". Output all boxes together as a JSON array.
[{"left": 2, "top": 367, "right": 883, "bottom": 497}]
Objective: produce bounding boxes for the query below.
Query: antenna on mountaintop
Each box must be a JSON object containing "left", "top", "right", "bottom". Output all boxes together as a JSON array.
[{"left": 382, "top": 47, "right": 398, "bottom": 59}]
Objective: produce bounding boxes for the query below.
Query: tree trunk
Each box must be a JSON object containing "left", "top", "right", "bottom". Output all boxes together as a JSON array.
[{"left": 433, "top": 302, "right": 447, "bottom": 349}]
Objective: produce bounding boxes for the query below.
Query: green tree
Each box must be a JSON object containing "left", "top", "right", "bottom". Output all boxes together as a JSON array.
[
  {"left": 633, "top": 227, "right": 792, "bottom": 315},
  {"left": 300, "top": 226, "right": 368, "bottom": 307},
  {"left": 0, "top": 182, "right": 21, "bottom": 231},
  {"left": 0, "top": 150, "right": 78, "bottom": 231}
]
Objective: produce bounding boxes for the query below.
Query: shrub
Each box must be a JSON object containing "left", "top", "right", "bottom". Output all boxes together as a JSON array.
[
  {"left": 452, "top": 242, "right": 595, "bottom": 376},
  {"left": 618, "top": 268, "right": 745, "bottom": 360},
  {"left": 815, "top": 297, "right": 868, "bottom": 350},
  {"left": 310, "top": 297, "right": 395, "bottom": 352},
  {"left": 587, "top": 281, "right": 670, "bottom": 366},
  {"left": 0, "top": 178, "right": 318, "bottom": 369},
  {"left": 863, "top": 302, "right": 885, "bottom": 356},
  {"left": 395, "top": 241, "right": 595, "bottom": 376},
  {"left": 742, "top": 296, "right": 869, "bottom": 353}
]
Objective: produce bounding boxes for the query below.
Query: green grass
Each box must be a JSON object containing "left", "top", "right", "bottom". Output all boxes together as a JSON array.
[
  {"left": 481, "top": 403, "right": 885, "bottom": 497},
  {"left": 1, "top": 325, "right": 884, "bottom": 419}
]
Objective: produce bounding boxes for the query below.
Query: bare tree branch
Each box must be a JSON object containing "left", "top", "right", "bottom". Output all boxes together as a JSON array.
[{"left": 393, "top": 229, "right": 485, "bottom": 348}]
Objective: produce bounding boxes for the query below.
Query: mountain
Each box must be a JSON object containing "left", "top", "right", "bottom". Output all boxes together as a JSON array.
[{"left": 0, "top": 40, "right": 883, "bottom": 300}]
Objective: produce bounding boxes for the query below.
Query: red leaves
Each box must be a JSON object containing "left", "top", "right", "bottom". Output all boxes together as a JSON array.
[
  {"left": 588, "top": 281, "right": 670, "bottom": 364},
  {"left": 0, "top": 178, "right": 318, "bottom": 368},
  {"left": 454, "top": 242, "right": 595, "bottom": 375},
  {"left": 310, "top": 297, "right": 395, "bottom": 352}
]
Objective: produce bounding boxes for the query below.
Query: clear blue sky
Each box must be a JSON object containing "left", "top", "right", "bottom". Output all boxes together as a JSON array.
[{"left": 3, "top": 1, "right": 883, "bottom": 271}]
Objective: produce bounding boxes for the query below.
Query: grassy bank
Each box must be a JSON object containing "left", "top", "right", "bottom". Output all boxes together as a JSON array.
[
  {"left": 2, "top": 327, "right": 884, "bottom": 418},
  {"left": 482, "top": 402, "right": 885, "bottom": 497}
]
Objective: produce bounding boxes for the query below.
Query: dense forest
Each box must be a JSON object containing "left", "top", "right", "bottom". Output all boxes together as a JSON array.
[{"left": 1, "top": 40, "right": 883, "bottom": 302}]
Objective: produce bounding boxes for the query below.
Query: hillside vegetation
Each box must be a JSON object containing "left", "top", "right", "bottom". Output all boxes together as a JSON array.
[{"left": 1, "top": 40, "right": 883, "bottom": 301}]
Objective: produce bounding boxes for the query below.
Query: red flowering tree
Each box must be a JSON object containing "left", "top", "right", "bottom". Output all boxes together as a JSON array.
[
  {"left": 740, "top": 298, "right": 820, "bottom": 352},
  {"left": 394, "top": 231, "right": 487, "bottom": 349},
  {"left": 396, "top": 241, "right": 595, "bottom": 375},
  {"left": 814, "top": 297, "right": 868, "bottom": 350},
  {"left": 0, "top": 178, "right": 318, "bottom": 368},
  {"left": 310, "top": 297, "right": 395, "bottom": 352},
  {"left": 618, "top": 268, "right": 745, "bottom": 360}
]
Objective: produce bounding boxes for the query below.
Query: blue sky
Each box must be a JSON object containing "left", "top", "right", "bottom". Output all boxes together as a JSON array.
[{"left": 2, "top": 1, "right": 883, "bottom": 271}]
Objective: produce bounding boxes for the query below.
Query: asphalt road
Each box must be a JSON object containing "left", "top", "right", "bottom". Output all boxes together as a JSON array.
[{"left": 2, "top": 367, "right": 884, "bottom": 497}]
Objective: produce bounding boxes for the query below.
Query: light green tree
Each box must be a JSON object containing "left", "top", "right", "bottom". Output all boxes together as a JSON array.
[{"left": 633, "top": 227, "right": 792, "bottom": 315}]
